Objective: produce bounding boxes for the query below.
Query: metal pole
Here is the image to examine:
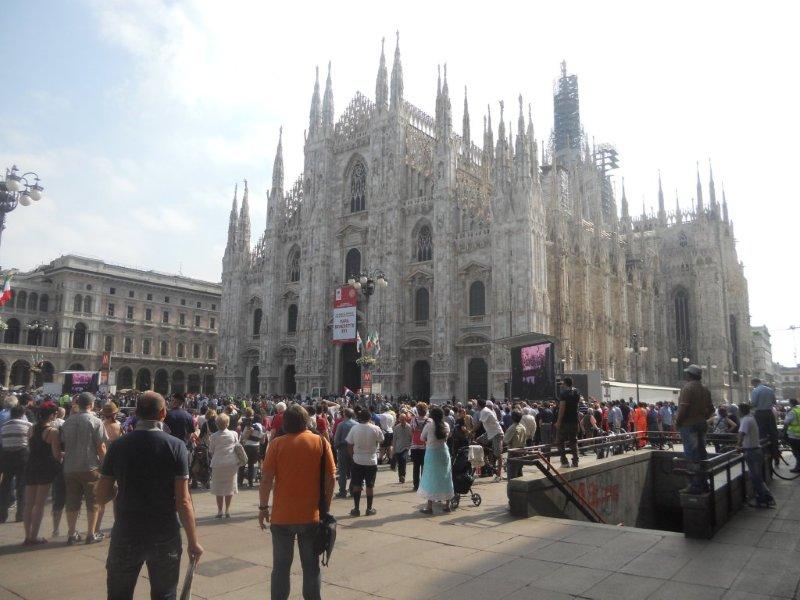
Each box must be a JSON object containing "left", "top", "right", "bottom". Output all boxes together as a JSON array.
[
  {"left": 635, "top": 350, "right": 640, "bottom": 405},
  {"left": 0, "top": 210, "right": 6, "bottom": 265}
]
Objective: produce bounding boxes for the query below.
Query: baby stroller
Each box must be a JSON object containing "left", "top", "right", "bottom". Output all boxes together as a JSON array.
[
  {"left": 190, "top": 444, "right": 211, "bottom": 489},
  {"left": 450, "top": 446, "right": 482, "bottom": 509}
]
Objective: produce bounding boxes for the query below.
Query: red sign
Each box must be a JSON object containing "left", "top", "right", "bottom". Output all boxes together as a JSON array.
[
  {"left": 333, "top": 285, "right": 358, "bottom": 308},
  {"left": 361, "top": 371, "right": 372, "bottom": 394},
  {"left": 101, "top": 351, "right": 111, "bottom": 371}
]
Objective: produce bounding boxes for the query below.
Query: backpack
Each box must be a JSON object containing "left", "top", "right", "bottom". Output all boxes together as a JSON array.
[{"left": 508, "top": 424, "right": 526, "bottom": 449}]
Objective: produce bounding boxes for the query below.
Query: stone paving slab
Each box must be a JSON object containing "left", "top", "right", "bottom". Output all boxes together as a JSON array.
[{"left": 0, "top": 461, "right": 798, "bottom": 599}]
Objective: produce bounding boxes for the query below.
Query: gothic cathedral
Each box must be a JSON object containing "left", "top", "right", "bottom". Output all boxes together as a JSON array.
[{"left": 218, "top": 35, "right": 752, "bottom": 404}]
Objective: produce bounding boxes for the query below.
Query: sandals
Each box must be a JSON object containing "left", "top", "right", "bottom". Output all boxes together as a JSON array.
[{"left": 23, "top": 538, "right": 48, "bottom": 546}]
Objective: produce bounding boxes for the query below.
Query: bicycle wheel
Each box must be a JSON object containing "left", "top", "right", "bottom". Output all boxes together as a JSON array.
[{"left": 771, "top": 447, "right": 800, "bottom": 480}]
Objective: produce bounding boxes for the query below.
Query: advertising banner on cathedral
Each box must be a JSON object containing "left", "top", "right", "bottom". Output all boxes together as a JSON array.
[{"left": 332, "top": 286, "right": 358, "bottom": 343}]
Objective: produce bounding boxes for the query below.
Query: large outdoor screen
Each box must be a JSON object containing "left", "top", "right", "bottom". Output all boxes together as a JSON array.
[{"left": 511, "top": 341, "right": 556, "bottom": 401}]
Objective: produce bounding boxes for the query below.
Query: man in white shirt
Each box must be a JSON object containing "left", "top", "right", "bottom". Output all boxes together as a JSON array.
[
  {"left": 478, "top": 398, "right": 504, "bottom": 482},
  {"left": 345, "top": 407, "right": 384, "bottom": 517},
  {"left": 737, "top": 403, "right": 775, "bottom": 508},
  {"left": 378, "top": 407, "right": 395, "bottom": 466}
]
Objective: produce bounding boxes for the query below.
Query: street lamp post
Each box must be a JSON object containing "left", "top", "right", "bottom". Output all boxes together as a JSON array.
[
  {"left": 625, "top": 333, "right": 648, "bottom": 405},
  {"left": 1, "top": 165, "right": 45, "bottom": 258},
  {"left": 347, "top": 269, "right": 389, "bottom": 337},
  {"left": 26, "top": 319, "right": 53, "bottom": 384}
]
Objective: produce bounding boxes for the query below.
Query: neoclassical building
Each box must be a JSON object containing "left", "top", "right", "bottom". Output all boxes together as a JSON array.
[
  {"left": 0, "top": 255, "right": 220, "bottom": 394},
  {"left": 218, "top": 37, "right": 752, "bottom": 404}
]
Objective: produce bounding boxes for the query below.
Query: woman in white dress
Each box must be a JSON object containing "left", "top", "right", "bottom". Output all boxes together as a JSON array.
[{"left": 208, "top": 413, "right": 239, "bottom": 518}]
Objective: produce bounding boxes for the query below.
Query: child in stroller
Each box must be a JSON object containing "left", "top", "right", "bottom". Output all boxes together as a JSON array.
[{"left": 450, "top": 446, "right": 482, "bottom": 509}]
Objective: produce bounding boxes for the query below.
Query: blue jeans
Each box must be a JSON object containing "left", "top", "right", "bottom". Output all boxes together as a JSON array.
[
  {"left": 336, "top": 447, "right": 351, "bottom": 494},
  {"left": 106, "top": 532, "right": 181, "bottom": 600},
  {"left": 270, "top": 523, "right": 320, "bottom": 600},
  {"left": 679, "top": 423, "right": 709, "bottom": 493},
  {"left": 743, "top": 448, "right": 773, "bottom": 503}
]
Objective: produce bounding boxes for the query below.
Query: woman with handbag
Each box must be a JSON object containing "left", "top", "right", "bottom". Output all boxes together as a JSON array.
[{"left": 208, "top": 412, "right": 241, "bottom": 518}]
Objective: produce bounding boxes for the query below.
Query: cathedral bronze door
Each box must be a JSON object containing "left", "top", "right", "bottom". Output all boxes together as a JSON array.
[
  {"left": 250, "top": 366, "right": 260, "bottom": 395},
  {"left": 467, "top": 357, "right": 488, "bottom": 401},
  {"left": 341, "top": 343, "right": 360, "bottom": 393},
  {"left": 412, "top": 360, "right": 430, "bottom": 401},
  {"left": 284, "top": 365, "right": 296, "bottom": 395}
]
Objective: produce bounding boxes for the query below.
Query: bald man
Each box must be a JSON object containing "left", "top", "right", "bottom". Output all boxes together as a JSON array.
[{"left": 97, "top": 391, "right": 203, "bottom": 599}]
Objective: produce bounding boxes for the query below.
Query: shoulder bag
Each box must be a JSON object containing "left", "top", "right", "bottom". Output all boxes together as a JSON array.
[
  {"left": 313, "top": 437, "right": 337, "bottom": 566},
  {"left": 234, "top": 436, "right": 248, "bottom": 468}
]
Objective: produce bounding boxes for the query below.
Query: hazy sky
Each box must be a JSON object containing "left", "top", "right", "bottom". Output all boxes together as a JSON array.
[{"left": 1, "top": 0, "right": 798, "bottom": 364}]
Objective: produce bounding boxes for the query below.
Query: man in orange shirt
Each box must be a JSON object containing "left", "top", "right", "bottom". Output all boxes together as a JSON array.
[{"left": 258, "top": 405, "right": 336, "bottom": 600}]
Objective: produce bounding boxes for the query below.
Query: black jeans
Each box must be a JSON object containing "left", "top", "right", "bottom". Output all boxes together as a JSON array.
[
  {"left": 336, "top": 447, "right": 351, "bottom": 494},
  {"left": 270, "top": 523, "right": 320, "bottom": 600},
  {"left": 410, "top": 448, "right": 425, "bottom": 489},
  {"left": 394, "top": 449, "right": 408, "bottom": 481},
  {"left": 0, "top": 448, "right": 27, "bottom": 522},
  {"left": 754, "top": 410, "right": 779, "bottom": 462},
  {"left": 106, "top": 532, "right": 182, "bottom": 600},
  {"left": 238, "top": 445, "right": 260, "bottom": 487}
]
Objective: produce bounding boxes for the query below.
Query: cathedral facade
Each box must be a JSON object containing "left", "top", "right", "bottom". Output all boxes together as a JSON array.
[{"left": 218, "top": 37, "right": 752, "bottom": 404}]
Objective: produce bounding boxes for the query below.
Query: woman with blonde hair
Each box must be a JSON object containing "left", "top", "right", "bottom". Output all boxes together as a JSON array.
[{"left": 208, "top": 412, "right": 239, "bottom": 518}]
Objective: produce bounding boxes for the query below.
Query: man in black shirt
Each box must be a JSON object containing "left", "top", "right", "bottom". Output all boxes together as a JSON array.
[
  {"left": 97, "top": 391, "right": 203, "bottom": 599},
  {"left": 538, "top": 403, "right": 555, "bottom": 445},
  {"left": 164, "top": 393, "right": 195, "bottom": 446},
  {"left": 556, "top": 377, "right": 581, "bottom": 467}
]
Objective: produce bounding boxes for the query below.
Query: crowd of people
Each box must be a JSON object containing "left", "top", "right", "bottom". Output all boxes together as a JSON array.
[{"left": 0, "top": 367, "right": 796, "bottom": 598}]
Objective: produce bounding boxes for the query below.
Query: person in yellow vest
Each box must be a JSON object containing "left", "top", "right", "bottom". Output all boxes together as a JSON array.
[{"left": 783, "top": 399, "right": 800, "bottom": 473}]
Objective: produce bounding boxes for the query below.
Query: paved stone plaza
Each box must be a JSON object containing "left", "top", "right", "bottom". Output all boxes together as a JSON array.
[{"left": 0, "top": 463, "right": 798, "bottom": 600}]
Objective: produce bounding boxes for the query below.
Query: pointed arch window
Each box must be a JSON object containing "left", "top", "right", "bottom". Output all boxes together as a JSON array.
[
  {"left": 287, "top": 304, "right": 298, "bottom": 334},
  {"left": 350, "top": 161, "right": 366, "bottom": 213},
  {"left": 345, "top": 248, "right": 362, "bottom": 280},
  {"left": 674, "top": 288, "right": 690, "bottom": 350},
  {"left": 414, "top": 288, "right": 429, "bottom": 322},
  {"left": 287, "top": 248, "right": 300, "bottom": 282},
  {"left": 253, "top": 308, "right": 263, "bottom": 336},
  {"left": 416, "top": 225, "right": 433, "bottom": 262},
  {"left": 469, "top": 281, "right": 486, "bottom": 316}
]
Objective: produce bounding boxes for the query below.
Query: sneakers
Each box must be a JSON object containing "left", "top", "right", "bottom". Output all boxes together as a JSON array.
[
  {"left": 560, "top": 459, "right": 569, "bottom": 467},
  {"left": 335, "top": 492, "right": 348, "bottom": 499},
  {"left": 350, "top": 508, "right": 361, "bottom": 517},
  {"left": 365, "top": 508, "right": 376, "bottom": 516},
  {"left": 85, "top": 532, "right": 105, "bottom": 545},
  {"left": 67, "top": 533, "right": 82, "bottom": 545},
  {"left": 571, "top": 460, "right": 579, "bottom": 468},
  {"left": 493, "top": 475, "right": 502, "bottom": 483}
]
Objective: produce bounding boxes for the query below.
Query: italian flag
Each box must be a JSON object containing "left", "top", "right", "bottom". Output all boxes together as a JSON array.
[{"left": 0, "top": 273, "right": 12, "bottom": 307}]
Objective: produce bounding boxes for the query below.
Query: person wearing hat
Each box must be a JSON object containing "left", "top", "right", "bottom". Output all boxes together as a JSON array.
[
  {"left": 674, "top": 364, "right": 715, "bottom": 493},
  {"left": 96, "top": 402, "right": 121, "bottom": 534}
]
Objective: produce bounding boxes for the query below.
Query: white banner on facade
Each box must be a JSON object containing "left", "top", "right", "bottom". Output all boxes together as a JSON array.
[{"left": 332, "top": 305, "right": 357, "bottom": 343}]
